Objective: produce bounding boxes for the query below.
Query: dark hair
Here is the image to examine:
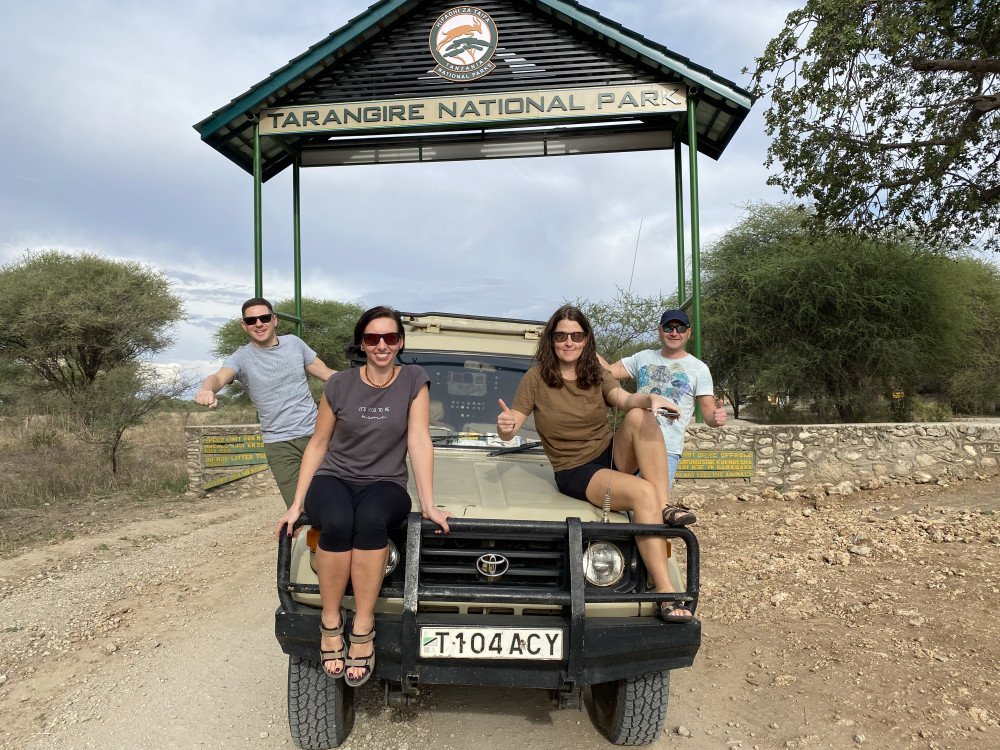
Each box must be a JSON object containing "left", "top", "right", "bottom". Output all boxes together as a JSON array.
[
  {"left": 346, "top": 306, "right": 405, "bottom": 361},
  {"left": 241, "top": 297, "right": 273, "bottom": 315},
  {"left": 536, "top": 305, "right": 603, "bottom": 389}
]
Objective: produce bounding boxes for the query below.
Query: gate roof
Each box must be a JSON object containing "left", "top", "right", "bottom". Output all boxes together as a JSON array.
[{"left": 195, "top": 0, "right": 752, "bottom": 180}]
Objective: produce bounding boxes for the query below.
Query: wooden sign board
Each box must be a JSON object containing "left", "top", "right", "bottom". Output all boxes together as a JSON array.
[
  {"left": 201, "top": 433, "right": 270, "bottom": 489},
  {"left": 202, "top": 464, "right": 269, "bottom": 490},
  {"left": 202, "top": 433, "right": 267, "bottom": 469},
  {"left": 675, "top": 450, "right": 755, "bottom": 479}
]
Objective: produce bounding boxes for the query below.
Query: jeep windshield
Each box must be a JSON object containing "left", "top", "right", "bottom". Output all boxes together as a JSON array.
[{"left": 398, "top": 351, "right": 542, "bottom": 448}]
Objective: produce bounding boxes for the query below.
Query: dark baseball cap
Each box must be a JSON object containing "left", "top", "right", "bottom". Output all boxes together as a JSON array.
[{"left": 660, "top": 309, "right": 690, "bottom": 327}]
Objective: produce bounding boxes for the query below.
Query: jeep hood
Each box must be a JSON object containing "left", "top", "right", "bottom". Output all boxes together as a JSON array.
[{"left": 408, "top": 450, "right": 624, "bottom": 524}]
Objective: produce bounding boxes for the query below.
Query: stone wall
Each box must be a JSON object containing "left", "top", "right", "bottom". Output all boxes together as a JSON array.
[
  {"left": 185, "top": 422, "right": 1000, "bottom": 499},
  {"left": 684, "top": 421, "right": 1000, "bottom": 493}
]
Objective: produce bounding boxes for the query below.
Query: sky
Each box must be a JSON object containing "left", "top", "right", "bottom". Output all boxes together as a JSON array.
[{"left": 0, "top": 0, "right": 799, "bottom": 383}]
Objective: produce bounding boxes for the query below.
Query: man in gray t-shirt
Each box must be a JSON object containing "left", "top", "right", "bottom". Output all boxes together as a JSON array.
[{"left": 195, "top": 297, "right": 335, "bottom": 507}]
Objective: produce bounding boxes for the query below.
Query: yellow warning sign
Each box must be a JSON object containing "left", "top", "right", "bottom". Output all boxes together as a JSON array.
[{"left": 675, "top": 450, "right": 754, "bottom": 479}]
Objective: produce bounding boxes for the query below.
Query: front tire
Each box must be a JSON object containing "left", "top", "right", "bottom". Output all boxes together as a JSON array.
[
  {"left": 287, "top": 655, "right": 355, "bottom": 749},
  {"left": 587, "top": 670, "right": 670, "bottom": 745}
]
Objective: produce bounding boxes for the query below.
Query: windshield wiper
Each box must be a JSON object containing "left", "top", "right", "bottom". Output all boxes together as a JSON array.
[
  {"left": 432, "top": 432, "right": 493, "bottom": 444},
  {"left": 487, "top": 441, "right": 543, "bottom": 457}
]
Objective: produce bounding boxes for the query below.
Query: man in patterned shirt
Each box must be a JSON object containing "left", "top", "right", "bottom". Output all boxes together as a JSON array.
[
  {"left": 195, "top": 298, "right": 335, "bottom": 507},
  {"left": 601, "top": 309, "right": 726, "bottom": 524}
]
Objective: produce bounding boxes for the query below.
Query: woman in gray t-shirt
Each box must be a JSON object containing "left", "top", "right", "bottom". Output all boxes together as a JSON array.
[{"left": 275, "top": 307, "right": 451, "bottom": 687}]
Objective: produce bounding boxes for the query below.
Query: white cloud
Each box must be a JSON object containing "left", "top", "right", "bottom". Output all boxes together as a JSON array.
[{"left": 0, "top": 0, "right": 794, "bottom": 367}]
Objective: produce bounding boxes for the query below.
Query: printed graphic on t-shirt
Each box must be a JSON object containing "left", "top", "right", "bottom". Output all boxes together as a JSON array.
[
  {"left": 636, "top": 364, "right": 694, "bottom": 402},
  {"left": 358, "top": 405, "right": 391, "bottom": 422}
]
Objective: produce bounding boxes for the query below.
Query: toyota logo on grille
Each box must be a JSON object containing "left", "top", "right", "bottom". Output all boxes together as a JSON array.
[{"left": 476, "top": 553, "right": 509, "bottom": 578}]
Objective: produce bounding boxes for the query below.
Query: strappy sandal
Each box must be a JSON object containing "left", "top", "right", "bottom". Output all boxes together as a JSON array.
[
  {"left": 662, "top": 505, "right": 696, "bottom": 527},
  {"left": 319, "top": 607, "right": 346, "bottom": 678},
  {"left": 344, "top": 626, "right": 376, "bottom": 688},
  {"left": 656, "top": 600, "right": 694, "bottom": 623}
]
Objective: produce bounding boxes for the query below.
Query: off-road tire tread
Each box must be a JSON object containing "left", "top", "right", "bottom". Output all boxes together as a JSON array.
[
  {"left": 287, "top": 655, "right": 353, "bottom": 749},
  {"left": 601, "top": 671, "right": 669, "bottom": 745}
]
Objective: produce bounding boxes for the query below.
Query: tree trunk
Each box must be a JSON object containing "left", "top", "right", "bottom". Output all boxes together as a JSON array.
[{"left": 110, "top": 431, "right": 124, "bottom": 474}]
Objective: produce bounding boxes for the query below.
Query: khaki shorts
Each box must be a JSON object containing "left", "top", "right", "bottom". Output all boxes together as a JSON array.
[{"left": 263, "top": 435, "right": 312, "bottom": 508}]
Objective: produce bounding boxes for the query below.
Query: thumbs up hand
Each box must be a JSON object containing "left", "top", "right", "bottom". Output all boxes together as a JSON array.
[
  {"left": 497, "top": 398, "right": 517, "bottom": 437},
  {"left": 713, "top": 397, "right": 728, "bottom": 427}
]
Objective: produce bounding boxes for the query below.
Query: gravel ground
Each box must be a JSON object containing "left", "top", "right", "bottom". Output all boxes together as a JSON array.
[{"left": 0, "top": 476, "right": 997, "bottom": 750}]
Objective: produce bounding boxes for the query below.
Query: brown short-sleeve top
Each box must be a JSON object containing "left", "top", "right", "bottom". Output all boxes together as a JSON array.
[{"left": 511, "top": 366, "right": 619, "bottom": 471}]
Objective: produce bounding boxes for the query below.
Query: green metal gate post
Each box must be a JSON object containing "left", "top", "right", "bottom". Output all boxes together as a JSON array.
[
  {"left": 687, "top": 89, "right": 704, "bottom": 422},
  {"left": 293, "top": 159, "right": 303, "bottom": 337},
  {"left": 253, "top": 119, "right": 263, "bottom": 299},
  {"left": 674, "top": 129, "right": 686, "bottom": 305},
  {"left": 687, "top": 90, "right": 702, "bottom": 360}
]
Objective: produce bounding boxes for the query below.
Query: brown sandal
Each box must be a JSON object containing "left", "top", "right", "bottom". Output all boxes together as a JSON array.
[
  {"left": 319, "top": 607, "right": 346, "bottom": 678},
  {"left": 662, "top": 505, "right": 696, "bottom": 527},
  {"left": 344, "top": 626, "right": 376, "bottom": 688},
  {"left": 656, "top": 600, "right": 694, "bottom": 623}
]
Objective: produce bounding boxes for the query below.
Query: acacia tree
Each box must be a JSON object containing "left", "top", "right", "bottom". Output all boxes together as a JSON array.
[
  {"left": 0, "top": 251, "right": 183, "bottom": 395},
  {"left": 69, "top": 363, "right": 191, "bottom": 474},
  {"left": 701, "top": 203, "right": 991, "bottom": 422},
  {"left": 750, "top": 0, "right": 1000, "bottom": 251}
]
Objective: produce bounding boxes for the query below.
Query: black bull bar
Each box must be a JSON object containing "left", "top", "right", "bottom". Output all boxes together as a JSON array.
[{"left": 275, "top": 514, "right": 701, "bottom": 690}]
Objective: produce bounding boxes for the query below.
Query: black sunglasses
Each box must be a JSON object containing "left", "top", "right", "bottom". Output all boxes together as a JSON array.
[
  {"left": 662, "top": 324, "right": 689, "bottom": 334},
  {"left": 553, "top": 331, "right": 587, "bottom": 343},
  {"left": 362, "top": 332, "right": 402, "bottom": 347},
  {"left": 243, "top": 313, "right": 274, "bottom": 325}
]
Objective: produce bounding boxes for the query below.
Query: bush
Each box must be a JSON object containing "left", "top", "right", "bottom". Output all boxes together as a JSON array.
[
  {"left": 912, "top": 400, "right": 953, "bottom": 423},
  {"left": 887, "top": 392, "right": 914, "bottom": 422},
  {"left": 28, "top": 429, "right": 61, "bottom": 448},
  {"left": 743, "top": 397, "right": 814, "bottom": 425}
]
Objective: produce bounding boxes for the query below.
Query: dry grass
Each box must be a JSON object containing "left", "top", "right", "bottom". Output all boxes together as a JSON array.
[
  {"left": 0, "top": 405, "right": 260, "bottom": 556},
  {"left": 0, "top": 414, "right": 185, "bottom": 511}
]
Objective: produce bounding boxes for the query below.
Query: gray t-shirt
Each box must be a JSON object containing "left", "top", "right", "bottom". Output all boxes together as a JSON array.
[
  {"left": 223, "top": 335, "right": 318, "bottom": 443},
  {"left": 619, "top": 350, "right": 714, "bottom": 455},
  {"left": 315, "top": 365, "right": 430, "bottom": 487}
]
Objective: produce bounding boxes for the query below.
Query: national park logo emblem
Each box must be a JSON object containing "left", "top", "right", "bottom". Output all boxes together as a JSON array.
[{"left": 429, "top": 7, "right": 498, "bottom": 82}]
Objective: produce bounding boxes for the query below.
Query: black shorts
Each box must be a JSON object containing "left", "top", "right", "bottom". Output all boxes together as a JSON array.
[
  {"left": 554, "top": 442, "right": 620, "bottom": 501},
  {"left": 303, "top": 474, "right": 412, "bottom": 552}
]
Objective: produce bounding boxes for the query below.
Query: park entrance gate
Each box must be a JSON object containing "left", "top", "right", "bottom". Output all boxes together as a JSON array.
[{"left": 195, "top": 0, "right": 752, "bottom": 360}]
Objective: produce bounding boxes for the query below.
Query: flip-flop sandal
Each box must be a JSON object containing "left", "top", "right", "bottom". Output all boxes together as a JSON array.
[
  {"left": 345, "top": 626, "right": 376, "bottom": 688},
  {"left": 656, "top": 600, "right": 694, "bottom": 623},
  {"left": 319, "top": 607, "right": 346, "bottom": 678},
  {"left": 662, "top": 506, "right": 696, "bottom": 526}
]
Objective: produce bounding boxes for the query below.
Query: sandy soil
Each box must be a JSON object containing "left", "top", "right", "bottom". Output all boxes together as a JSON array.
[{"left": 1, "top": 476, "right": 997, "bottom": 750}]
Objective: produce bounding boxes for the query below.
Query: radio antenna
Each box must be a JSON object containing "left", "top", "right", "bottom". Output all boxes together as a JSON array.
[{"left": 626, "top": 218, "right": 643, "bottom": 293}]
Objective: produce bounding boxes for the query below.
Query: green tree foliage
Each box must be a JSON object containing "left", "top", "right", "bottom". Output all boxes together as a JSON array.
[
  {"left": 574, "top": 287, "right": 676, "bottom": 363},
  {"left": 0, "top": 362, "right": 35, "bottom": 415},
  {"left": 0, "top": 251, "right": 183, "bottom": 395},
  {"left": 942, "top": 259, "right": 1000, "bottom": 413},
  {"left": 701, "top": 204, "right": 997, "bottom": 422},
  {"left": 68, "top": 363, "right": 191, "bottom": 474},
  {"left": 212, "top": 297, "right": 364, "bottom": 402},
  {"left": 750, "top": 0, "right": 1000, "bottom": 252}
]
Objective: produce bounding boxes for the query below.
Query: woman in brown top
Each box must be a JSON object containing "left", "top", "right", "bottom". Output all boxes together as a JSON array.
[
  {"left": 496, "top": 305, "right": 692, "bottom": 622},
  {"left": 275, "top": 306, "right": 451, "bottom": 686}
]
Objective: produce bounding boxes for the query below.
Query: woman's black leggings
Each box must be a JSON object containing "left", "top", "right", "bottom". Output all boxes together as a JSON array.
[{"left": 303, "top": 475, "right": 412, "bottom": 552}]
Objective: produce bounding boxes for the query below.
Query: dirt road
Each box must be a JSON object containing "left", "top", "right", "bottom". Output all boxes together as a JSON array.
[{"left": 1, "top": 478, "right": 998, "bottom": 750}]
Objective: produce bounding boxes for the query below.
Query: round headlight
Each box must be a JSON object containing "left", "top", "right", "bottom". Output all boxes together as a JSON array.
[
  {"left": 582, "top": 541, "right": 625, "bottom": 587},
  {"left": 385, "top": 540, "right": 399, "bottom": 575}
]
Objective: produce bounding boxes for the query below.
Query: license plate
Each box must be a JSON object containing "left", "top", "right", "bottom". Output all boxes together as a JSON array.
[{"left": 419, "top": 627, "right": 563, "bottom": 660}]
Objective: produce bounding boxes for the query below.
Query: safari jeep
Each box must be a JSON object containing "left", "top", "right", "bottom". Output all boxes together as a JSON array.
[{"left": 274, "top": 312, "right": 701, "bottom": 748}]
